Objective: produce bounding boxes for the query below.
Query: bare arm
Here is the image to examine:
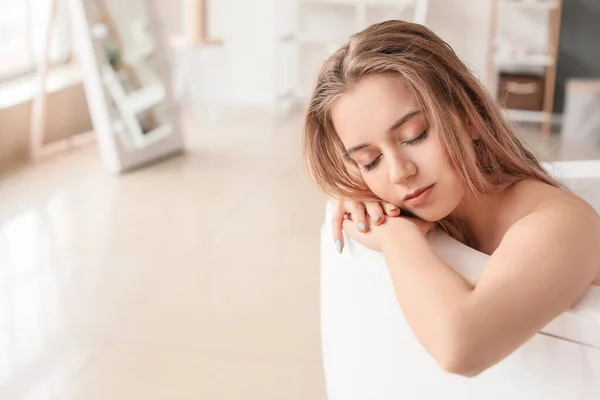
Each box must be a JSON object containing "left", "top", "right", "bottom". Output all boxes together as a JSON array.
[{"left": 381, "top": 200, "right": 600, "bottom": 376}]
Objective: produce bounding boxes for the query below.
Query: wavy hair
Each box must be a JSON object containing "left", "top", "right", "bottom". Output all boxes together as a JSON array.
[{"left": 303, "top": 20, "right": 561, "bottom": 243}]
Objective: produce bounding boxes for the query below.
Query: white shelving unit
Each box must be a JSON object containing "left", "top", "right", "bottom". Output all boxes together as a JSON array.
[
  {"left": 499, "top": 0, "right": 559, "bottom": 11},
  {"left": 487, "top": 0, "right": 563, "bottom": 134},
  {"left": 494, "top": 54, "right": 554, "bottom": 68},
  {"left": 503, "top": 108, "right": 562, "bottom": 124},
  {"left": 275, "top": 0, "right": 428, "bottom": 106}
]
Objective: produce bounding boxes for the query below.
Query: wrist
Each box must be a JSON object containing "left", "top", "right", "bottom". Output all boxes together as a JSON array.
[{"left": 380, "top": 219, "right": 423, "bottom": 252}]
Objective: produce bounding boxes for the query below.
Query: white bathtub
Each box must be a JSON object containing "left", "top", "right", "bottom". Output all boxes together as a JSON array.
[{"left": 320, "top": 161, "right": 600, "bottom": 400}]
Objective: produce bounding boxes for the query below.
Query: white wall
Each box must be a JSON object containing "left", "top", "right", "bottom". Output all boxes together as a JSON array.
[{"left": 426, "top": 0, "right": 494, "bottom": 86}]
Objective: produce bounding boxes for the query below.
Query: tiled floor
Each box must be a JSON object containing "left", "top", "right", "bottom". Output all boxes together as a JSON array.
[
  {"left": 0, "top": 108, "right": 328, "bottom": 399},
  {"left": 1, "top": 107, "right": 599, "bottom": 399}
]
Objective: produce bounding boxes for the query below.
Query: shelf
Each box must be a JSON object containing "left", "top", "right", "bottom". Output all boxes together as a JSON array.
[
  {"left": 123, "top": 40, "right": 155, "bottom": 65},
  {"left": 126, "top": 81, "right": 166, "bottom": 115},
  {"left": 291, "top": 0, "right": 429, "bottom": 109},
  {"left": 300, "top": 0, "right": 414, "bottom": 6},
  {"left": 143, "top": 123, "right": 174, "bottom": 146},
  {"left": 499, "top": 0, "right": 560, "bottom": 10},
  {"left": 504, "top": 109, "right": 563, "bottom": 124},
  {"left": 489, "top": 0, "right": 562, "bottom": 135},
  {"left": 494, "top": 54, "right": 554, "bottom": 68},
  {"left": 503, "top": 109, "right": 549, "bottom": 123},
  {"left": 116, "top": 120, "right": 174, "bottom": 150}
]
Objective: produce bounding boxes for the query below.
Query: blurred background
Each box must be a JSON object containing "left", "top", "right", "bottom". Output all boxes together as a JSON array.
[{"left": 0, "top": 0, "right": 599, "bottom": 398}]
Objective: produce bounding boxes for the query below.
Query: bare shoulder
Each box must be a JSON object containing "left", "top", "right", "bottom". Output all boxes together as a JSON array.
[
  {"left": 505, "top": 179, "right": 600, "bottom": 284},
  {"left": 511, "top": 179, "right": 599, "bottom": 220}
]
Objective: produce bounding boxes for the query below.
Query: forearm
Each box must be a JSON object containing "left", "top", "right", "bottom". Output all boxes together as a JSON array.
[{"left": 381, "top": 229, "right": 475, "bottom": 370}]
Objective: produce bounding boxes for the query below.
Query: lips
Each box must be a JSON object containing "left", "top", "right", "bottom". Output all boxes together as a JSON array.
[
  {"left": 403, "top": 184, "right": 434, "bottom": 201},
  {"left": 402, "top": 184, "right": 435, "bottom": 207}
]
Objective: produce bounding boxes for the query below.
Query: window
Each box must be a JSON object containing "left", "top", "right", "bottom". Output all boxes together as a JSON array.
[{"left": 0, "top": 0, "right": 71, "bottom": 81}]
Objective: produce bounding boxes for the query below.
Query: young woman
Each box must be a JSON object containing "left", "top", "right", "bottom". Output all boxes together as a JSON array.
[{"left": 303, "top": 20, "right": 600, "bottom": 377}]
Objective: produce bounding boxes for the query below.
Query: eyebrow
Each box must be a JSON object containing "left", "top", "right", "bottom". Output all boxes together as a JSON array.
[{"left": 343, "top": 110, "right": 422, "bottom": 157}]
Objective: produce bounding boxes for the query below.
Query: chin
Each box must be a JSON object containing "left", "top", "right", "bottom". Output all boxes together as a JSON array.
[{"left": 409, "top": 204, "right": 455, "bottom": 222}]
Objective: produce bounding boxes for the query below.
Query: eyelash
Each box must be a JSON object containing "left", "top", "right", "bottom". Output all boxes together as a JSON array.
[{"left": 361, "top": 130, "right": 429, "bottom": 172}]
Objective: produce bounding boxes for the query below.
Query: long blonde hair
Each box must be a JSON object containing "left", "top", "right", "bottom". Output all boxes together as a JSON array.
[{"left": 303, "top": 20, "right": 561, "bottom": 243}]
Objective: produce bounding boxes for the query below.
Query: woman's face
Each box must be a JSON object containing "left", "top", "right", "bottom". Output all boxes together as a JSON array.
[{"left": 331, "top": 75, "right": 465, "bottom": 222}]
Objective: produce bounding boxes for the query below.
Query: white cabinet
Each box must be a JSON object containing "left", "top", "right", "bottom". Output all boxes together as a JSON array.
[{"left": 274, "top": 0, "right": 428, "bottom": 106}]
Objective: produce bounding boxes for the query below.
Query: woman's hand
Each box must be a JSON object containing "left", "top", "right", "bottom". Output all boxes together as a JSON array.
[
  {"left": 332, "top": 199, "right": 401, "bottom": 253},
  {"left": 342, "top": 215, "right": 435, "bottom": 253}
]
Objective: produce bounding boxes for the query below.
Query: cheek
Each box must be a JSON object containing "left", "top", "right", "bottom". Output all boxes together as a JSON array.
[
  {"left": 424, "top": 139, "right": 465, "bottom": 216},
  {"left": 421, "top": 135, "right": 446, "bottom": 169},
  {"left": 438, "top": 166, "right": 466, "bottom": 216},
  {"left": 361, "top": 171, "right": 390, "bottom": 199},
  {"left": 421, "top": 135, "right": 462, "bottom": 188}
]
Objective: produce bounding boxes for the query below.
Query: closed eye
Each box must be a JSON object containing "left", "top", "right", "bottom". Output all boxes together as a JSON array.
[
  {"left": 361, "top": 155, "right": 382, "bottom": 172},
  {"left": 403, "top": 130, "right": 428, "bottom": 146},
  {"left": 360, "top": 130, "right": 427, "bottom": 173}
]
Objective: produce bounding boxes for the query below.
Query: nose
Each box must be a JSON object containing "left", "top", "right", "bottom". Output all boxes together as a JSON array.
[{"left": 388, "top": 155, "right": 416, "bottom": 184}]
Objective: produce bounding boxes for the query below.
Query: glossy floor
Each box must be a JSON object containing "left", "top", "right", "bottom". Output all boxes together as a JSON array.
[
  {"left": 1, "top": 108, "right": 598, "bottom": 399},
  {"left": 0, "top": 109, "right": 328, "bottom": 399}
]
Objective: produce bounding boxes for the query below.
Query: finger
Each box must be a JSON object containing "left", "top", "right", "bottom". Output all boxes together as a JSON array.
[
  {"left": 331, "top": 201, "right": 345, "bottom": 253},
  {"left": 342, "top": 218, "right": 354, "bottom": 235},
  {"left": 364, "top": 202, "right": 384, "bottom": 225},
  {"left": 383, "top": 202, "right": 401, "bottom": 217},
  {"left": 349, "top": 201, "right": 368, "bottom": 233}
]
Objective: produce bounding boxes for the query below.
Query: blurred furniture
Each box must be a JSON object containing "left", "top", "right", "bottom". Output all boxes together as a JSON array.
[
  {"left": 30, "top": 0, "right": 59, "bottom": 160},
  {"left": 172, "top": 39, "right": 224, "bottom": 120},
  {"left": 284, "top": 0, "right": 429, "bottom": 102},
  {"left": 486, "top": 0, "right": 563, "bottom": 135},
  {"left": 182, "top": 0, "right": 221, "bottom": 46},
  {"left": 320, "top": 160, "right": 600, "bottom": 399},
  {"left": 69, "top": 0, "right": 184, "bottom": 174},
  {"left": 172, "top": 0, "right": 224, "bottom": 119},
  {"left": 560, "top": 78, "right": 600, "bottom": 146},
  {"left": 497, "top": 72, "right": 545, "bottom": 111},
  {"left": 0, "top": 68, "right": 93, "bottom": 172},
  {"left": 30, "top": 0, "right": 95, "bottom": 160}
]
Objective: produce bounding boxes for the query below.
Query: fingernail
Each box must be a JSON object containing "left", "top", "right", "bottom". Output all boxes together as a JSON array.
[
  {"left": 335, "top": 239, "right": 344, "bottom": 254},
  {"left": 373, "top": 215, "right": 382, "bottom": 223},
  {"left": 388, "top": 206, "right": 398, "bottom": 213},
  {"left": 357, "top": 221, "right": 367, "bottom": 232}
]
